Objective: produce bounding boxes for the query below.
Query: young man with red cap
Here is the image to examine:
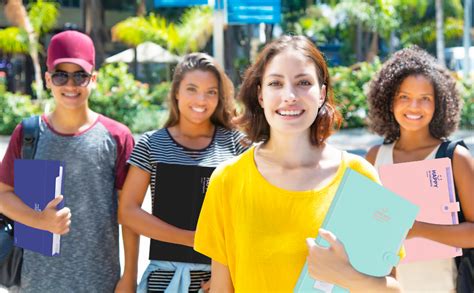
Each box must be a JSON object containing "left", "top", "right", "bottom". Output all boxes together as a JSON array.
[{"left": 0, "top": 30, "right": 137, "bottom": 292}]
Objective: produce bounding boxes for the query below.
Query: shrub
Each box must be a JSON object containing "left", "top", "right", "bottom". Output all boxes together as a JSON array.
[
  {"left": 89, "top": 62, "right": 171, "bottom": 133},
  {"left": 330, "top": 61, "right": 473, "bottom": 130},
  {"left": 458, "top": 76, "right": 474, "bottom": 129},
  {"left": 0, "top": 91, "right": 42, "bottom": 135},
  {"left": 149, "top": 81, "right": 171, "bottom": 106},
  {"left": 330, "top": 59, "right": 382, "bottom": 128}
]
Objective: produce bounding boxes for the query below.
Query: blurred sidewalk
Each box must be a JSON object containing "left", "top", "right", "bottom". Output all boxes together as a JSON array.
[
  {"left": 0, "top": 128, "right": 472, "bottom": 292},
  {"left": 327, "top": 128, "right": 474, "bottom": 156},
  {"left": 0, "top": 128, "right": 471, "bottom": 158}
]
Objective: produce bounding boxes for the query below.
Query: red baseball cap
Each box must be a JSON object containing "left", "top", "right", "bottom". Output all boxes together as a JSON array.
[{"left": 47, "top": 30, "right": 95, "bottom": 73}]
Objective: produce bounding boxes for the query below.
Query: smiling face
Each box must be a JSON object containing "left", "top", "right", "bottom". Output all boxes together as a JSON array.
[
  {"left": 45, "top": 63, "right": 96, "bottom": 111},
  {"left": 258, "top": 48, "right": 326, "bottom": 138},
  {"left": 392, "top": 74, "right": 435, "bottom": 134},
  {"left": 176, "top": 69, "right": 219, "bottom": 127}
]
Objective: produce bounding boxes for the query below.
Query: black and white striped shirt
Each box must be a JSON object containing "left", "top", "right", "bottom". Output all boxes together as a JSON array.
[
  {"left": 128, "top": 127, "right": 247, "bottom": 291},
  {"left": 128, "top": 127, "right": 247, "bottom": 202}
]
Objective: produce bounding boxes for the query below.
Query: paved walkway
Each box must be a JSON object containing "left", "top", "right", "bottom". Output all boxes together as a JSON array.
[
  {"left": 326, "top": 128, "right": 474, "bottom": 156},
  {"left": 0, "top": 128, "right": 472, "bottom": 292},
  {"left": 1, "top": 128, "right": 473, "bottom": 159}
]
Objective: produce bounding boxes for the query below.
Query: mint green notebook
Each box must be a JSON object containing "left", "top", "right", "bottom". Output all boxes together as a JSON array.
[{"left": 294, "top": 168, "right": 419, "bottom": 293}]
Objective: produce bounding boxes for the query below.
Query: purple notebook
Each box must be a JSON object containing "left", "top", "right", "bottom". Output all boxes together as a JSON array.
[{"left": 14, "top": 159, "right": 64, "bottom": 256}]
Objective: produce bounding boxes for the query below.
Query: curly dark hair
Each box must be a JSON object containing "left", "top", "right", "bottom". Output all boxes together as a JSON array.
[{"left": 367, "top": 46, "right": 462, "bottom": 143}]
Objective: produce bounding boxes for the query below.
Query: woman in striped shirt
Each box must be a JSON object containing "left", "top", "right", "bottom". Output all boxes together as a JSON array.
[{"left": 118, "top": 53, "right": 248, "bottom": 293}]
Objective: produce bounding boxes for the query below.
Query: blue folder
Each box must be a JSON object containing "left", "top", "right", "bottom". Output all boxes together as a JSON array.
[
  {"left": 294, "top": 168, "right": 419, "bottom": 293},
  {"left": 13, "top": 159, "right": 64, "bottom": 256}
]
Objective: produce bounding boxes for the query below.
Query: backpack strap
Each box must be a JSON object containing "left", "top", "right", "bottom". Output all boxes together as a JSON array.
[
  {"left": 435, "top": 139, "right": 468, "bottom": 161},
  {"left": 0, "top": 116, "right": 43, "bottom": 226},
  {"left": 21, "top": 115, "right": 42, "bottom": 160},
  {"left": 435, "top": 141, "right": 450, "bottom": 159},
  {"left": 435, "top": 140, "right": 472, "bottom": 267},
  {"left": 435, "top": 139, "right": 469, "bottom": 223}
]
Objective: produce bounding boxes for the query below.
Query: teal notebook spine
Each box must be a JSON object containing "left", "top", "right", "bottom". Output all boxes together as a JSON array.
[{"left": 294, "top": 170, "right": 351, "bottom": 293}]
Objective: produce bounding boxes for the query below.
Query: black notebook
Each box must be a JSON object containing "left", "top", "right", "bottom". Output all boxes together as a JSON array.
[{"left": 150, "top": 163, "right": 215, "bottom": 264}]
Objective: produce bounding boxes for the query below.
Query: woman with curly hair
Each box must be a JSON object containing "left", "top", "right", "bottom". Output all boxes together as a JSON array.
[{"left": 366, "top": 46, "right": 474, "bottom": 292}]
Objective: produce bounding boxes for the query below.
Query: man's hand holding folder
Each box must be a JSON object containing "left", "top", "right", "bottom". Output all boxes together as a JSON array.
[
  {"left": 14, "top": 159, "right": 66, "bottom": 256},
  {"left": 37, "top": 195, "right": 71, "bottom": 235}
]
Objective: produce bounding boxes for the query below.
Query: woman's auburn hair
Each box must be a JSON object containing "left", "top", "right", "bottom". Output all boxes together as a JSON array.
[
  {"left": 234, "top": 35, "right": 341, "bottom": 145},
  {"left": 164, "top": 52, "right": 236, "bottom": 130}
]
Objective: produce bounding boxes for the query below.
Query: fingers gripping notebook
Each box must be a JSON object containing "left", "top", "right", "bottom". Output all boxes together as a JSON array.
[
  {"left": 295, "top": 168, "right": 419, "bottom": 292},
  {"left": 14, "top": 159, "right": 64, "bottom": 256}
]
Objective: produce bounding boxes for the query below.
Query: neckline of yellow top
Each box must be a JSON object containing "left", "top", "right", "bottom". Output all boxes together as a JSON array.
[{"left": 248, "top": 145, "right": 347, "bottom": 196}]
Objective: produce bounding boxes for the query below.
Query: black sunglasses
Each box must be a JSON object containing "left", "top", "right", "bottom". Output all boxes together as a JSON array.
[{"left": 50, "top": 71, "right": 92, "bottom": 87}]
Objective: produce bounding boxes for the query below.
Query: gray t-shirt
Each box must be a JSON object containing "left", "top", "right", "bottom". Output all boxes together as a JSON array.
[{"left": 0, "top": 114, "right": 134, "bottom": 293}]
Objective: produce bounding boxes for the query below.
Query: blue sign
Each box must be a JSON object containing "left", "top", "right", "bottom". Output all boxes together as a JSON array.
[
  {"left": 154, "top": 0, "right": 207, "bottom": 7},
  {"left": 215, "top": 0, "right": 224, "bottom": 10},
  {"left": 227, "top": 0, "right": 281, "bottom": 24}
]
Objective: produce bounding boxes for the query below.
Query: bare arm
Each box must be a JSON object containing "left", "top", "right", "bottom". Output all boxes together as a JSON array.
[
  {"left": 118, "top": 165, "right": 194, "bottom": 247},
  {"left": 0, "top": 182, "right": 71, "bottom": 234},
  {"left": 409, "top": 147, "right": 474, "bottom": 248},
  {"left": 306, "top": 229, "right": 402, "bottom": 292},
  {"left": 210, "top": 260, "right": 234, "bottom": 293},
  {"left": 115, "top": 190, "right": 139, "bottom": 293},
  {"left": 365, "top": 145, "right": 381, "bottom": 166},
  {"left": 409, "top": 221, "right": 474, "bottom": 248}
]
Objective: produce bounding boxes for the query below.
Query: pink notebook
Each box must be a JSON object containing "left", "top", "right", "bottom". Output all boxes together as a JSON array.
[{"left": 379, "top": 158, "right": 462, "bottom": 263}]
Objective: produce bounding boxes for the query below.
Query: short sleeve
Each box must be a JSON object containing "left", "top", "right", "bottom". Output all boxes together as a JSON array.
[
  {"left": 114, "top": 131, "right": 135, "bottom": 189},
  {"left": 0, "top": 124, "right": 23, "bottom": 187},
  {"left": 346, "top": 153, "right": 381, "bottom": 184},
  {"left": 127, "top": 132, "right": 153, "bottom": 174},
  {"left": 98, "top": 115, "right": 135, "bottom": 189},
  {"left": 194, "top": 166, "right": 228, "bottom": 265}
]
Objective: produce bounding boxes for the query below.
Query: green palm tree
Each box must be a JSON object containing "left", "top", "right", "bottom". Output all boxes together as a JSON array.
[
  {"left": 1, "top": 0, "right": 58, "bottom": 99},
  {"left": 290, "top": 0, "right": 464, "bottom": 63},
  {"left": 111, "top": 6, "right": 213, "bottom": 55},
  {"left": 0, "top": 27, "right": 29, "bottom": 54},
  {"left": 112, "top": 13, "right": 171, "bottom": 47},
  {"left": 396, "top": 0, "right": 464, "bottom": 50},
  {"left": 170, "top": 6, "right": 213, "bottom": 55},
  {"left": 334, "top": 0, "right": 399, "bottom": 61}
]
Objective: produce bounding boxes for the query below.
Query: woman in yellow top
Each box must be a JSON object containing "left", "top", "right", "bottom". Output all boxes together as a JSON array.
[{"left": 194, "top": 35, "right": 403, "bottom": 292}]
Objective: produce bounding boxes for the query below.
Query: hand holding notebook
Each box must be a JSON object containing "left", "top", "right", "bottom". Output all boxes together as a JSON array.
[
  {"left": 294, "top": 168, "right": 419, "bottom": 293},
  {"left": 37, "top": 195, "right": 70, "bottom": 235},
  {"left": 14, "top": 159, "right": 66, "bottom": 256},
  {"left": 304, "top": 229, "right": 353, "bottom": 291}
]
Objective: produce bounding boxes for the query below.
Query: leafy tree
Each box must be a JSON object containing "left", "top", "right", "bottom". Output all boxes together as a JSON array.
[
  {"left": 396, "top": 0, "right": 464, "bottom": 51},
  {"left": 1, "top": 0, "right": 59, "bottom": 99},
  {"left": 285, "top": 0, "right": 399, "bottom": 63},
  {"left": 288, "top": 0, "right": 465, "bottom": 63},
  {"left": 112, "top": 6, "right": 213, "bottom": 55},
  {"left": 0, "top": 27, "right": 29, "bottom": 54}
]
